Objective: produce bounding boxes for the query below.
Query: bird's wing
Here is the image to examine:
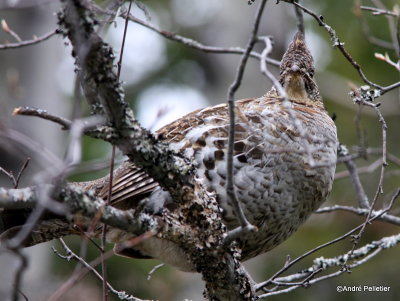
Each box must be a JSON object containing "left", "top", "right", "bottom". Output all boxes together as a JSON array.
[
  {"left": 99, "top": 107, "right": 213, "bottom": 208},
  {"left": 97, "top": 161, "right": 158, "bottom": 209},
  {"left": 100, "top": 98, "right": 257, "bottom": 209}
]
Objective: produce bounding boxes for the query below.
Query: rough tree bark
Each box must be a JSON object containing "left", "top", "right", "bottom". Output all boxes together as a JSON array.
[{"left": 1, "top": 0, "right": 256, "bottom": 300}]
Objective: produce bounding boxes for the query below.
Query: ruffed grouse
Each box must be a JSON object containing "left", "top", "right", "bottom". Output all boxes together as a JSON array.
[{"left": 0, "top": 32, "right": 337, "bottom": 271}]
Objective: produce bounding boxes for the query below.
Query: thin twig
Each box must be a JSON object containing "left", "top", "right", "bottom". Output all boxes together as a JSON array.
[
  {"left": 13, "top": 106, "right": 73, "bottom": 130},
  {"left": 335, "top": 157, "right": 382, "bottom": 180},
  {"left": 257, "top": 233, "right": 399, "bottom": 298},
  {"left": 0, "top": 29, "right": 58, "bottom": 50},
  {"left": 1, "top": 19, "right": 22, "bottom": 42},
  {"left": 337, "top": 144, "right": 369, "bottom": 208},
  {"left": 0, "top": 167, "right": 15, "bottom": 187},
  {"left": 16, "top": 288, "right": 28, "bottom": 301},
  {"left": 359, "top": 14, "right": 395, "bottom": 49},
  {"left": 374, "top": 52, "right": 400, "bottom": 71},
  {"left": 101, "top": 3, "right": 133, "bottom": 298},
  {"left": 50, "top": 239, "right": 145, "bottom": 301},
  {"left": 259, "top": 36, "right": 286, "bottom": 96},
  {"left": 147, "top": 263, "right": 165, "bottom": 280},
  {"left": 224, "top": 0, "right": 268, "bottom": 243},
  {"left": 116, "top": 0, "right": 132, "bottom": 79},
  {"left": 342, "top": 103, "right": 389, "bottom": 266},
  {"left": 0, "top": 157, "right": 30, "bottom": 189},
  {"left": 361, "top": 6, "right": 398, "bottom": 17},
  {"left": 316, "top": 204, "right": 400, "bottom": 227},
  {"left": 371, "top": 0, "right": 400, "bottom": 57},
  {"left": 114, "top": 9, "right": 279, "bottom": 66},
  {"left": 255, "top": 189, "right": 398, "bottom": 291},
  {"left": 270, "top": 268, "right": 323, "bottom": 287},
  {"left": 14, "top": 158, "right": 30, "bottom": 189},
  {"left": 10, "top": 248, "right": 28, "bottom": 301}
]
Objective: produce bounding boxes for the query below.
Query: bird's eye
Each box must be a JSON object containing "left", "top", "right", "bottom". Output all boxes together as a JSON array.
[{"left": 308, "top": 70, "right": 314, "bottom": 77}]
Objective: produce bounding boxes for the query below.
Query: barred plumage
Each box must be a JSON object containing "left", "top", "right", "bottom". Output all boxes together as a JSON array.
[{"left": 102, "top": 32, "right": 337, "bottom": 269}]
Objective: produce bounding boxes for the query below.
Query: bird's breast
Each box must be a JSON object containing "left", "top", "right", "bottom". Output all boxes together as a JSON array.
[{"left": 169, "top": 99, "right": 337, "bottom": 258}]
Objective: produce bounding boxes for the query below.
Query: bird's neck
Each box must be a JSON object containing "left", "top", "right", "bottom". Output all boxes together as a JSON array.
[
  {"left": 283, "top": 73, "right": 308, "bottom": 101},
  {"left": 276, "top": 74, "right": 323, "bottom": 108}
]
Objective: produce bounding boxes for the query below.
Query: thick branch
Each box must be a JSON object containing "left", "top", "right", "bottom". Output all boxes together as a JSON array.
[
  {"left": 58, "top": 1, "right": 254, "bottom": 300},
  {"left": 0, "top": 185, "right": 160, "bottom": 237},
  {"left": 59, "top": 0, "right": 195, "bottom": 201}
]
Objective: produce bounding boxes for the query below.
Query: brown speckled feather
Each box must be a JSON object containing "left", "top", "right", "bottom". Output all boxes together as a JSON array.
[{"left": 103, "top": 32, "right": 338, "bottom": 266}]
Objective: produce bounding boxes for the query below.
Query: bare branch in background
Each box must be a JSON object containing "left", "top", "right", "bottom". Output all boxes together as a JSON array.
[
  {"left": 125, "top": 11, "right": 280, "bottom": 66},
  {"left": 259, "top": 36, "right": 286, "bottom": 96},
  {"left": 0, "top": 157, "right": 30, "bottom": 189},
  {"left": 12, "top": 107, "right": 73, "bottom": 130},
  {"left": 1, "top": 19, "right": 22, "bottom": 42},
  {"left": 256, "top": 188, "right": 400, "bottom": 295},
  {"left": 258, "top": 232, "right": 400, "bottom": 298},
  {"left": 369, "top": 0, "right": 400, "bottom": 57},
  {"left": 101, "top": 2, "right": 133, "bottom": 299},
  {"left": 10, "top": 248, "right": 28, "bottom": 301},
  {"left": 51, "top": 238, "right": 145, "bottom": 301},
  {"left": 375, "top": 52, "right": 400, "bottom": 71},
  {"left": 337, "top": 144, "right": 369, "bottom": 208},
  {"left": 361, "top": 5, "right": 399, "bottom": 17},
  {"left": 0, "top": 29, "right": 58, "bottom": 50},
  {"left": 87, "top": 3, "right": 281, "bottom": 67}
]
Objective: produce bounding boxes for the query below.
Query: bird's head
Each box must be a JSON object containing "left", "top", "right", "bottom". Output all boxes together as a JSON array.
[{"left": 279, "top": 31, "right": 321, "bottom": 103}]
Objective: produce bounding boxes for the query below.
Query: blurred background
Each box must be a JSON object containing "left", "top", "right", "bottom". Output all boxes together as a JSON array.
[{"left": 0, "top": 0, "right": 399, "bottom": 300}]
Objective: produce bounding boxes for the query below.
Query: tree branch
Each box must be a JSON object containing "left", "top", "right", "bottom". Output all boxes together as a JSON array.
[
  {"left": 0, "top": 184, "right": 161, "bottom": 240},
  {"left": 59, "top": 0, "right": 196, "bottom": 202},
  {"left": 337, "top": 144, "right": 369, "bottom": 208},
  {"left": 52, "top": 238, "right": 146, "bottom": 301},
  {"left": 13, "top": 107, "right": 73, "bottom": 130},
  {"left": 57, "top": 1, "right": 255, "bottom": 299},
  {"left": 88, "top": 2, "right": 280, "bottom": 67},
  {"left": 0, "top": 29, "right": 58, "bottom": 50},
  {"left": 257, "top": 233, "right": 400, "bottom": 298}
]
